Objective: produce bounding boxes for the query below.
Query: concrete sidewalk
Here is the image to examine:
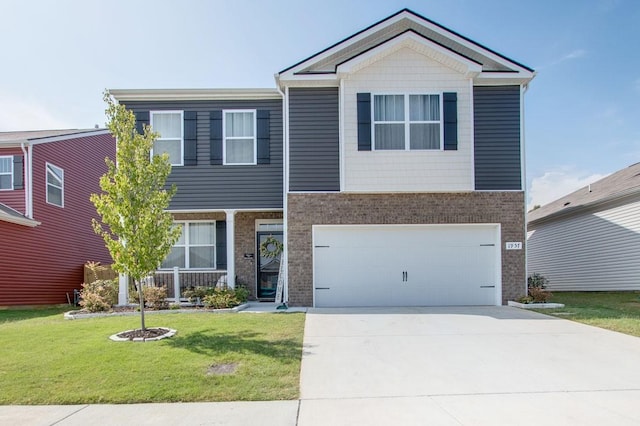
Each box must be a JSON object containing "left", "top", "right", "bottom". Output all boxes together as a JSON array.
[
  {"left": 3, "top": 306, "right": 640, "bottom": 425},
  {"left": 0, "top": 401, "right": 299, "bottom": 426}
]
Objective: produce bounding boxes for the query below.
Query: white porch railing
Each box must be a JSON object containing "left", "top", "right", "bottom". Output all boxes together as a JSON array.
[{"left": 148, "top": 268, "right": 228, "bottom": 302}]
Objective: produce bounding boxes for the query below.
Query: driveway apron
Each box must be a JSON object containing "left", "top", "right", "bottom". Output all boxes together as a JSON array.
[{"left": 298, "top": 306, "right": 640, "bottom": 426}]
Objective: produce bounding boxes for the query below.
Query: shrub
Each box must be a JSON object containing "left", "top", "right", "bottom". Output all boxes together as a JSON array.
[
  {"left": 203, "top": 288, "right": 242, "bottom": 309},
  {"left": 144, "top": 286, "right": 168, "bottom": 310},
  {"left": 234, "top": 284, "right": 250, "bottom": 303},
  {"left": 528, "top": 272, "right": 549, "bottom": 289},
  {"left": 527, "top": 273, "right": 552, "bottom": 302},
  {"left": 183, "top": 286, "right": 212, "bottom": 305},
  {"left": 79, "top": 279, "right": 118, "bottom": 312},
  {"left": 129, "top": 285, "right": 168, "bottom": 310},
  {"left": 529, "top": 286, "right": 553, "bottom": 303}
]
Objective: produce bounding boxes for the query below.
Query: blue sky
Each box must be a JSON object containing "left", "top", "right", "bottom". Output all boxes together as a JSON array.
[{"left": 1, "top": 0, "right": 638, "bottom": 208}]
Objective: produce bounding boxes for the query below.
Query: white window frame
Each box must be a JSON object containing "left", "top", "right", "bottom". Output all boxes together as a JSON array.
[
  {"left": 0, "top": 156, "right": 13, "bottom": 191},
  {"left": 161, "top": 220, "right": 217, "bottom": 270},
  {"left": 223, "top": 109, "right": 257, "bottom": 165},
  {"left": 45, "top": 162, "right": 64, "bottom": 207},
  {"left": 150, "top": 110, "right": 184, "bottom": 166},
  {"left": 372, "top": 93, "right": 444, "bottom": 151}
]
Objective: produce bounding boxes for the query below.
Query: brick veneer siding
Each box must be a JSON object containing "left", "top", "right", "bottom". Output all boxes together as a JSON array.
[
  {"left": 234, "top": 211, "right": 283, "bottom": 299},
  {"left": 287, "top": 192, "right": 525, "bottom": 306}
]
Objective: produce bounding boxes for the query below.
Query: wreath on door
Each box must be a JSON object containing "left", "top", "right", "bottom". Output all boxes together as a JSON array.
[{"left": 260, "top": 235, "right": 283, "bottom": 258}]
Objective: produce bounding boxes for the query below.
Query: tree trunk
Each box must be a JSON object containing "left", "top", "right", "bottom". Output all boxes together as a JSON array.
[{"left": 136, "top": 279, "right": 146, "bottom": 332}]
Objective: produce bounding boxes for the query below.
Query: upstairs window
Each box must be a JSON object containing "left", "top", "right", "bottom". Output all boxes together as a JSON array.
[
  {"left": 224, "top": 110, "right": 256, "bottom": 165},
  {"left": 151, "top": 111, "right": 183, "bottom": 166},
  {"left": 161, "top": 222, "right": 216, "bottom": 269},
  {"left": 46, "top": 163, "right": 64, "bottom": 207},
  {"left": 0, "top": 156, "right": 12, "bottom": 190},
  {"left": 373, "top": 94, "right": 442, "bottom": 150}
]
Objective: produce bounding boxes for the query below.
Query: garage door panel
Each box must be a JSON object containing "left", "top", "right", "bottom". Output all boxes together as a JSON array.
[{"left": 313, "top": 225, "right": 500, "bottom": 307}]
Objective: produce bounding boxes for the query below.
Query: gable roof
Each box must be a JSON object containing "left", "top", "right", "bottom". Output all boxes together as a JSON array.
[
  {"left": 0, "top": 129, "right": 109, "bottom": 148},
  {"left": 277, "top": 9, "right": 534, "bottom": 85},
  {"left": 528, "top": 162, "right": 640, "bottom": 225}
]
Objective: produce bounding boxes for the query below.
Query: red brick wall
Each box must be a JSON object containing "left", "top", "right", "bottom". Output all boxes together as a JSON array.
[{"left": 287, "top": 192, "right": 526, "bottom": 306}]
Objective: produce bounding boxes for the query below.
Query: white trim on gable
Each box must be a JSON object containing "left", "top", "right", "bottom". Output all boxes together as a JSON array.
[
  {"left": 277, "top": 9, "right": 535, "bottom": 87},
  {"left": 336, "top": 31, "right": 482, "bottom": 78}
]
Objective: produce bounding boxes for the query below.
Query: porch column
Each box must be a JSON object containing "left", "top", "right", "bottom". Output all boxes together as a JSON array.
[
  {"left": 225, "top": 209, "right": 236, "bottom": 289},
  {"left": 117, "top": 273, "right": 129, "bottom": 306}
]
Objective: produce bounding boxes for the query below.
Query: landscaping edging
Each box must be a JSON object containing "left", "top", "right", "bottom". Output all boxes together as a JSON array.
[
  {"left": 64, "top": 303, "right": 250, "bottom": 320},
  {"left": 508, "top": 301, "right": 565, "bottom": 309},
  {"left": 109, "top": 327, "right": 177, "bottom": 342}
]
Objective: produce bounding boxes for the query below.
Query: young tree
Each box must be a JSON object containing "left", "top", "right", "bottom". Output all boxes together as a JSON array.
[{"left": 91, "top": 91, "right": 181, "bottom": 332}]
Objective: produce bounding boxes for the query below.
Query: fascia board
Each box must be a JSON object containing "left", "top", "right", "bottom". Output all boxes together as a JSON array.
[
  {"left": 28, "top": 130, "right": 111, "bottom": 145},
  {"left": 474, "top": 71, "right": 537, "bottom": 86},
  {"left": 0, "top": 130, "right": 111, "bottom": 147},
  {"left": 335, "top": 31, "right": 483, "bottom": 76},
  {"left": 109, "top": 89, "right": 281, "bottom": 102},
  {"left": 0, "top": 213, "right": 40, "bottom": 227},
  {"left": 279, "top": 9, "right": 534, "bottom": 79}
]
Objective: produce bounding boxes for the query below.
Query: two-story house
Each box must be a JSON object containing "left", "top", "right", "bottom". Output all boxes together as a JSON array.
[
  {"left": 111, "top": 9, "right": 534, "bottom": 307},
  {"left": 0, "top": 129, "right": 115, "bottom": 306}
]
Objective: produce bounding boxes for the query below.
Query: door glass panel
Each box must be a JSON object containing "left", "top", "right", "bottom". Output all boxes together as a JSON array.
[{"left": 257, "top": 231, "right": 283, "bottom": 299}]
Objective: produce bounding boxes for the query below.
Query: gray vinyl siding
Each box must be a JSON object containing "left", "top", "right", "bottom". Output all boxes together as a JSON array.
[
  {"left": 124, "top": 100, "right": 283, "bottom": 210},
  {"left": 289, "top": 87, "right": 340, "bottom": 191},
  {"left": 473, "top": 85, "right": 521, "bottom": 190},
  {"left": 527, "top": 195, "right": 640, "bottom": 291}
]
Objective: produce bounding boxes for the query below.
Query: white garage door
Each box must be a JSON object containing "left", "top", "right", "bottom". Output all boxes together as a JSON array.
[{"left": 313, "top": 225, "right": 500, "bottom": 307}]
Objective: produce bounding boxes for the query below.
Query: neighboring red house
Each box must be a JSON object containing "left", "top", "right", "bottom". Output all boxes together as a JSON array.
[{"left": 0, "top": 129, "right": 115, "bottom": 306}]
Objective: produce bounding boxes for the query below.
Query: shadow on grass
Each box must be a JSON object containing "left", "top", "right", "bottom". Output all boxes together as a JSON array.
[
  {"left": 0, "top": 306, "right": 69, "bottom": 324},
  {"left": 165, "top": 329, "right": 302, "bottom": 362}
]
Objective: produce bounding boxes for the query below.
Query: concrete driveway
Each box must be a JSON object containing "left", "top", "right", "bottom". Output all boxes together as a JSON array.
[{"left": 298, "top": 306, "right": 640, "bottom": 426}]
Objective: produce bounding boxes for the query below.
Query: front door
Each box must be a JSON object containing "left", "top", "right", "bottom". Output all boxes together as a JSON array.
[{"left": 257, "top": 231, "right": 283, "bottom": 299}]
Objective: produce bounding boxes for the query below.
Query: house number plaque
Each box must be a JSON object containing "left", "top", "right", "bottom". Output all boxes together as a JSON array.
[{"left": 505, "top": 242, "right": 522, "bottom": 250}]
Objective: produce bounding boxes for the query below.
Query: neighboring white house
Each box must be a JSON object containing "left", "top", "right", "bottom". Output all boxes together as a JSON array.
[{"left": 527, "top": 162, "right": 640, "bottom": 291}]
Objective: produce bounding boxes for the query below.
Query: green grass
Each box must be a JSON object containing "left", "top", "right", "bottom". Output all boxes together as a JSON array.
[
  {"left": 0, "top": 308, "right": 305, "bottom": 404},
  {"left": 535, "top": 291, "right": 640, "bottom": 337}
]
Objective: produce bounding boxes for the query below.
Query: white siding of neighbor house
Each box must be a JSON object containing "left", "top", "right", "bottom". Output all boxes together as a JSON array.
[
  {"left": 527, "top": 196, "right": 640, "bottom": 291},
  {"left": 343, "top": 47, "right": 473, "bottom": 192}
]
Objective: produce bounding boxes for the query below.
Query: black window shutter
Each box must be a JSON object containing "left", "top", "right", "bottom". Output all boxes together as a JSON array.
[
  {"left": 443, "top": 92, "right": 458, "bottom": 151},
  {"left": 13, "top": 155, "right": 23, "bottom": 190},
  {"left": 215, "top": 221, "right": 227, "bottom": 270},
  {"left": 209, "top": 111, "right": 223, "bottom": 165},
  {"left": 357, "top": 93, "right": 372, "bottom": 151},
  {"left": 256, "top": 110, "right": 270, "bottom": 164},
  {"left": 183, "top": 111, "right": 197, "bottom": 166},
  {"left": 135, "top": 111, "right": 150, "bottom": 135}
]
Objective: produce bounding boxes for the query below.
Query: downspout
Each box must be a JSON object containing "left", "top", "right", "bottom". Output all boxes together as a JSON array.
[
  {"left": 20, "top": 142, "right": 32, "bottom": 218},
  {"left": 276, "top": 84, "right": 289, "bottom": 304},
  {"left": 521, "top": 83, "right": 529, "bottom": 296}
]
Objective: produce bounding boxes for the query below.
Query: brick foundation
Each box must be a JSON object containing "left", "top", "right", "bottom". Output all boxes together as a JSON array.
[{"left": 287, "top": 192, "right": 525, "bottom": 306}]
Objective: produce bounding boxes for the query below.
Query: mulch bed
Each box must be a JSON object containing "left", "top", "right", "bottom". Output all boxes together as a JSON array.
[{"left": 116, "top": 328, "right": 171, "bottom": 340}]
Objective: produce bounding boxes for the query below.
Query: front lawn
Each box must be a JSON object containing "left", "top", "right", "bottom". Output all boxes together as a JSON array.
[
  {"left": 536, "top": 291, "right": 640, "bottom": 337},
  {"left": 0, "top": 307, "right": 305, "bottom": 404}
]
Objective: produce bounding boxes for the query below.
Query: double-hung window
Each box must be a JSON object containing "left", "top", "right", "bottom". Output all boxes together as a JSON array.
[
  {"left": 0, "top": 156, "right": 12, "bottom": 190},
  {"left": 46, "top": 162, "right": 64, "bottom": 207},
  {"left": 161, "top": 222, "right": 216, "bottom": 269},
  {"left": 224, "top": 110, "right": 256, "bottom": 165},
  {"left": 373, "top": 94, "right": 442, "bottom": 150},
  {"left": 151, "top": 111, "right": 183, "bottom": 166}
]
